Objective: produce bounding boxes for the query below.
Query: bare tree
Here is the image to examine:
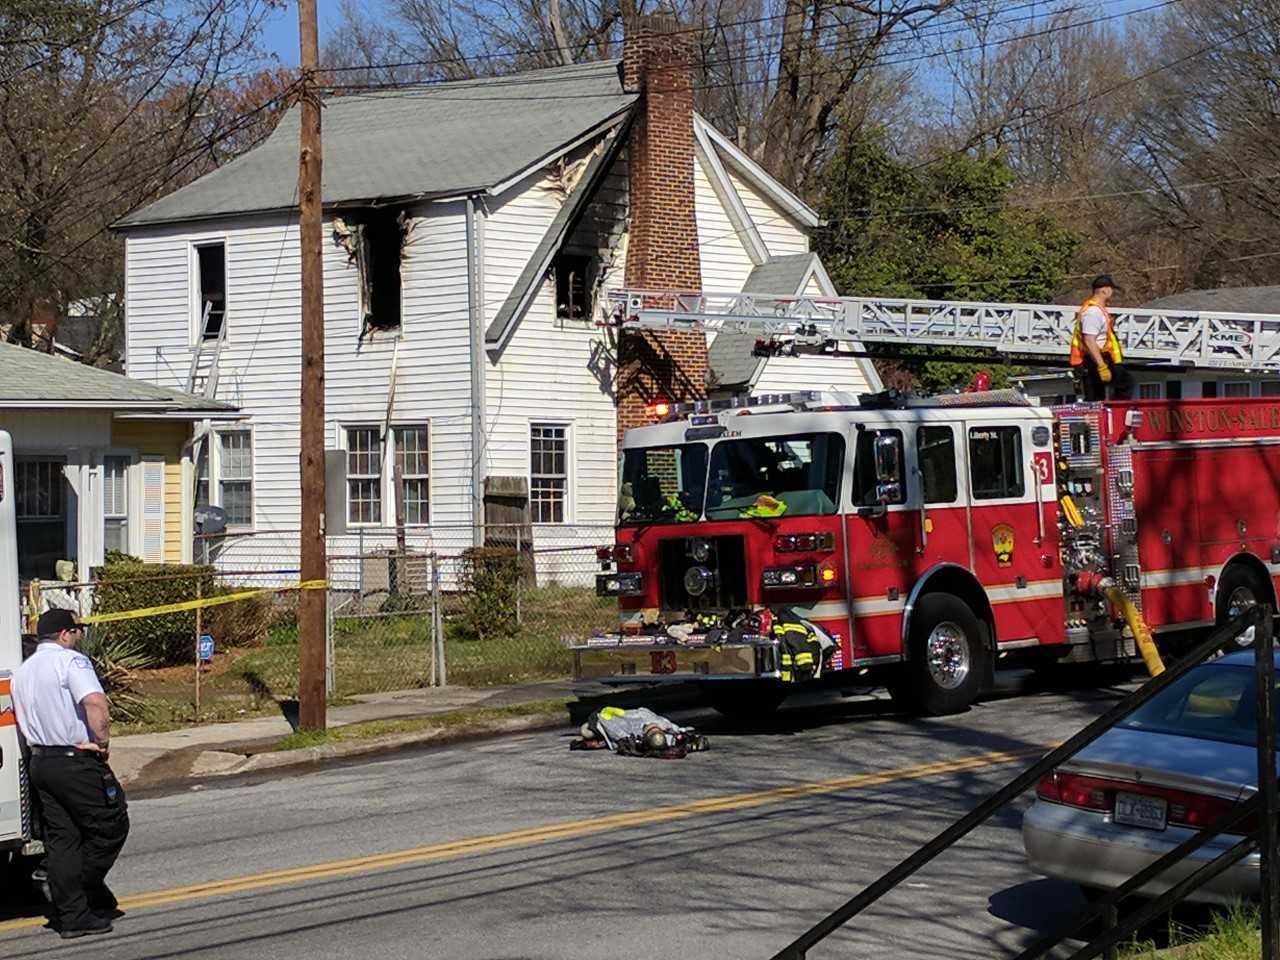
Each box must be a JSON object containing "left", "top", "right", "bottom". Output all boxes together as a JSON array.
[{"left": 0, "top": 0, "right": 279, "bottom": 361}]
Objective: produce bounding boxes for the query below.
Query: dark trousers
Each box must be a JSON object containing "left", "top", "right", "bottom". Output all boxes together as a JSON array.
[
  {"left": 1077, "top": 358, "right": 1133, "bottom": 401},
  {"left": 29, "top": 751, "right": 129, "bottom": 929}
]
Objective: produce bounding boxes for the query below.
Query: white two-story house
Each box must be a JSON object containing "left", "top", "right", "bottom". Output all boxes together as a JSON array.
[{"left": 115, "top": 28, "right": 879, "bottom": 570}]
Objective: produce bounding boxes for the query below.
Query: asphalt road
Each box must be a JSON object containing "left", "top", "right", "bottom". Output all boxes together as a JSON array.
[{"left": 0, "top": 670, "right": 1146, "bottom": 960}]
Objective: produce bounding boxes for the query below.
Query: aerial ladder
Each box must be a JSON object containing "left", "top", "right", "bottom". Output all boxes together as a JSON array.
[{"left": 603, "top": 288, "right": 1280, "bottom": 372}]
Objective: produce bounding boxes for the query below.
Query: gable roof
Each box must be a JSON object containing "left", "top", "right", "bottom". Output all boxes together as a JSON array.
[
  {"left": 707, "top": 253, "right": 826, "bottom": 388},
  {"left": 0, "top": 341, "right": 236, "bottom": 415},
  {"left": 1143, "top": 285, "right": 1280, "bottom": 314},
  {"left": 117, "top": 61, "right": 637, "bottom": 229}
]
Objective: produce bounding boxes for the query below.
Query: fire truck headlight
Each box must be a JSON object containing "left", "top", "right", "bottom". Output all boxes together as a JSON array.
[
  {"left": 688, "top": 538, "right": 712, "bottom": 562},
  {"left": 683, "top": 565, "right": 716, "bottom": 597},
  {"left": 596, "top": 572, "right": 644, "bottom": 597}
]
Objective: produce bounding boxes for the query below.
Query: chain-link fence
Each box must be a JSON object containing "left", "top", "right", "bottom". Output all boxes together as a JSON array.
[{"left": 22, "top": 524, "right": 618, "bottom": 728}]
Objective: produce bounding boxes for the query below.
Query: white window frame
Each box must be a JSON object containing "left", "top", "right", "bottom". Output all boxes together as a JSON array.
[
  {"left": 196, "top": 427, "right": 254, "bottom": 530},
  {"left": 340, "top": 423, "right": 433, "bottom": 528},
  {"left": 529, "top": 421, "right": 572, "bottom": 525},
  {"left": 100, "top": 450, "right": 136, "bottom": 557},
  {"left": 189, "top": 238, "right": 228, "bottom": 346}
]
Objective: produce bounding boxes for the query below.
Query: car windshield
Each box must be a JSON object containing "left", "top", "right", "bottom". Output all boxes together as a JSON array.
[
  {"left": 618, "top": 443, "right": 708, "bottom": 525},
  {"left": 704, "top": 432, "right": 844, "bottom": 520},
  {"left": 1120, "top": 663, "right": 1280, "bottom": 747}
]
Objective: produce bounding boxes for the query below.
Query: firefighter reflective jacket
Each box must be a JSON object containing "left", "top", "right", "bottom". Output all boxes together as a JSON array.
[
  {"left": 771, "top": 609, "right": 824, "bottom": 683},
  {"left": 1069, "top": 297, "right": 1123, "bottom": 366}
]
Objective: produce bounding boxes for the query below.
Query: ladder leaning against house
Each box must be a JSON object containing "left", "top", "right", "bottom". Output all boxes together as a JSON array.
[
  {"left": 185, "top": 301, "right": 227, "bottom": 398},
  {"left": 604, "top": 288, "right": 1280, "bottom": 372}
]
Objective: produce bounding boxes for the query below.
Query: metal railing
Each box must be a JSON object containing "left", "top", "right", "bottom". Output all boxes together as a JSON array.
[{"left": 770, "top": 605, "right": 1279, "bottom": 960}]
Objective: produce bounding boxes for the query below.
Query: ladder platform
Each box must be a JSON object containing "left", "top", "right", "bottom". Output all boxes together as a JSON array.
[{"left": 605, "top": 289, "right": 1280, "bottom": 372}]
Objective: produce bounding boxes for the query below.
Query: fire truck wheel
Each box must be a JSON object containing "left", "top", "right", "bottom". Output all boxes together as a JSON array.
[
  {"left": 700, "top": 681, "right": 786, "bottom": 720},
  {"left": 897, "top": 593, "right": 988, "bottom": 716},
  {"left": 1215, "top": 565, "right": 1272, "bottom": 650}
]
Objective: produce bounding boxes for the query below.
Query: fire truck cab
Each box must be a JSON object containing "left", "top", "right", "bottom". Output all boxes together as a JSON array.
[
  {"left": 1, "top": 429, "right": 37, "bottom": 886},
  {"left": 576, "top": 390, "right": 1280, "bottom": 715}
]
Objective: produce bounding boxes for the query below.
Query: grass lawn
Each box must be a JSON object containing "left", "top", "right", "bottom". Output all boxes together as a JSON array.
[
  {"left": 1122, "top": 904, "right": 1259, "bottom": 959},
  {"left": 128, "top": 586, "right": 616, "bottom": 717}
]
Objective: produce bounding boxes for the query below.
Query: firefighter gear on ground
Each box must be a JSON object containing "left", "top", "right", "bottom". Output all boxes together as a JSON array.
[
  {"left": 570, "top": 706, "right": 708, "bottom": 758},
  {"left": 771, "top": 608, "right": 835, "bottom": 683}
]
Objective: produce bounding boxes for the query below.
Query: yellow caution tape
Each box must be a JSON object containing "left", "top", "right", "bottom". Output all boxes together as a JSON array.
[{"left": 80, "top": 580, "right": 327, "bottom": 625}]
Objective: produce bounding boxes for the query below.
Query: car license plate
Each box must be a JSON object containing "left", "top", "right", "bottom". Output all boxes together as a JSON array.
[{"left": 1114, "top": 792, "right": 1168, "bottom": 831}]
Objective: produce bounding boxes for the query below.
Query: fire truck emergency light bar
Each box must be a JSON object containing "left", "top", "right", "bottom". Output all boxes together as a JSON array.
[{"left": 605, "top": 289, "right": 1280, "bottom": 372}]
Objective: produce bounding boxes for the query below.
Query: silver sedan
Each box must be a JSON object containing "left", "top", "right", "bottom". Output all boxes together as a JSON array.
[{"left": 1023, "top": 651, "right": 1274, "bottom": 905}]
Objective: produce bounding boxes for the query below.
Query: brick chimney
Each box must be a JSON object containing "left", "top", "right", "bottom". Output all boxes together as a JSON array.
[
  {"left": 617, "top": 14, "right": 707, "bottom": 438},
  {"left": 30, "top": 297, "right": 59, "bottom": 353}
]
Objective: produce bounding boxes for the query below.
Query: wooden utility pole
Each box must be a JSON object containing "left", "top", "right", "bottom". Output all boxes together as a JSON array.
[{"left": 297, "top": 0, "right": 327, "bottom": 730}]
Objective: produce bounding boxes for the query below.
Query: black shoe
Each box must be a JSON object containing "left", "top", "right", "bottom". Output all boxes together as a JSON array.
[
  {"left": 93, "top": 908, "right": 125, "bottom": 921},
  {"left": 59, "top": 916, "right": 113, "bottom": 940}
]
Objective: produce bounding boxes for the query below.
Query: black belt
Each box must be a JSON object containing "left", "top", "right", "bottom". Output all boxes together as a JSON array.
[{"left": 29, "top": 745, "right": 99, "bottom": 758}]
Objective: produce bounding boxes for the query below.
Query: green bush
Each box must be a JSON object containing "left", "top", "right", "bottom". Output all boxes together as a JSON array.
[
  {"left": 203, "top": 586, "right": 278, "bottom": 649},
  {"left": 94, "top": 559, "right": 215, "bottom": 667},
  {"left": 454, "top": 546, "right": 519, "bottom": 642}
]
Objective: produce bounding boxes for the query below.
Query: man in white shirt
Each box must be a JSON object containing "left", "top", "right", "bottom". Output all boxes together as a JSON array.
[
  {"left": 13, "top": 608, "right": 128, "bottom": 940},
  {"left": 1071, "top": 275, "right": 1133, "bottom": 401}
]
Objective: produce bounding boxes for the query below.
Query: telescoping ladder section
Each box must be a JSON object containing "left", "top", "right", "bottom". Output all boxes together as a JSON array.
[{"left": 605, "top": 289, "right": 1280, "bottom": 372}]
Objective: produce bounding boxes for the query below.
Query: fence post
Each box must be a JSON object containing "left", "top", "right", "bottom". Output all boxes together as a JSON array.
[
  {"left": 516, "top": 527, "right": 523, "bottom": 627},
  {"left": 433, "top": 552, "right": 446, "bottom": 686},
  {"left": 26, "top": 579, "right": 41, "bottom": 634},
  {"left": 1257, "top": 605, "right": 1279, "bottom": 960},
  {"left": 194, "top": 578, "right": 202, "bottom": 720},
  {"left": 325, "top": 581, "right": 335, "bottom": 697}
]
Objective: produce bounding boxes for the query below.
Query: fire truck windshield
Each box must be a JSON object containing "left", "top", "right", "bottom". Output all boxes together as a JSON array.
[
  {"left": 705, "top": 432, "right": 844, "bottom": 520},
  {"left": 618, "top": 443, "right": 709, "bottom": 525}
]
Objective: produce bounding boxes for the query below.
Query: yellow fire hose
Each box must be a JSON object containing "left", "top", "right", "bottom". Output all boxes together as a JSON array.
[
  {"left": 1104, "top": 585, "right": 1165, "bottom": 677},
  {"left": 1060, "top": 494, "right": 1164, "bottom": 677}
]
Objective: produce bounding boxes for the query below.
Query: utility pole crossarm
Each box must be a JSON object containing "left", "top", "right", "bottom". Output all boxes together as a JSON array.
[{"left": 605, "top": 289, "right": 1280, "bottom": 372}]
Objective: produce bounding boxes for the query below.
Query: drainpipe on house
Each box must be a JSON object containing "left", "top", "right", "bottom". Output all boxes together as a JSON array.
[{"left": 466, "top": 194, "right": 487, "bottom": 546}]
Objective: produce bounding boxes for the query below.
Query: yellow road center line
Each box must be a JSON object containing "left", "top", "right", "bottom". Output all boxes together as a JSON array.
[{"left": 0, "top": 745, "right": 1042, "bottom": 933}]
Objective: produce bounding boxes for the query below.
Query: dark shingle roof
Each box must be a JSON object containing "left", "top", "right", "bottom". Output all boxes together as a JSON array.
[
  {"left": 1143, "top": 286, "right": 1280, "bottom": 314},
  {"left": 0, "top": 341, "right": 234, "bottom": 413},
  {"left": 117, "top": 61, "right": 636, "bottom": 229},
  {"left": 707, "top": 253, "right": 819, "bottom": 388}
]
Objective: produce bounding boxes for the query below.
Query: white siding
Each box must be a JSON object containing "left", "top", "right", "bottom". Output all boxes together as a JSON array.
[
  {"left": 695, "top": 154, "right": 753, "bottom": 293},
  {"left": 123, "top": 202, "right": 475, "bottom": 564},
  {"left": 483, "top": 165, "right": 618, "bottom": 569},
  {"left": 727, "top": 168, "right": 809, "bottom": 257}
]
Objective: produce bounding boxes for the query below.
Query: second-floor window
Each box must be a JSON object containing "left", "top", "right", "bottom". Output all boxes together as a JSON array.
[{"left": 195, "top": 242, "right": 226, "bottom": 340}]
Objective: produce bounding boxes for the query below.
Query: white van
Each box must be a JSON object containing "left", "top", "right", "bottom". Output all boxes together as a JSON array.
[{"left": 0, "top": 429, "right": 40, "bottom": 895}]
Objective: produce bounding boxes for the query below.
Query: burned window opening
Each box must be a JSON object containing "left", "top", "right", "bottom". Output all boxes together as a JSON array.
[
  {"left": 196, "top": 243, "right": 226, "bottom": 340},
  {"left": 554, "top": 252, "right": 596, "bottom": 322},
  {"left": 336, "top": 209, "right": 407, "bottom": 337}
]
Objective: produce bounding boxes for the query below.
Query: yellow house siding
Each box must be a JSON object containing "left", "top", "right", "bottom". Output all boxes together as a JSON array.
[{"left": 110, "top": 421, "right": 188, "bottom": 563}]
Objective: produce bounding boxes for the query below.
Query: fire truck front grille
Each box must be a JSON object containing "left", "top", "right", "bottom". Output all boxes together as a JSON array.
[{"left": 658, "top": 535, "right": 748, "bottom": 612}]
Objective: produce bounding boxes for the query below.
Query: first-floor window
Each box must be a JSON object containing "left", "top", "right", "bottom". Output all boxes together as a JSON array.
[
  {"left": 1137, "top": 382, "right": 1163, "bottom": 400},
  {"left": 394, "top": 426, "right": 430, "bottom": 525},
  {"left": 347, "top": 427, "right": 383, "bottom": 525},
  {"left": 345, "top": 424, "right": 431, "bottom": 525},
  {"left": 194, "top": 428, "right": 254, "bottom": 527},
  {"left": 530, "top": 423, "right": 568, "bottom": 523},
  {"left": 15, "top": 458, "right": 66, "bottom": 579},
  {"left": 103, "top": 455, "right": 130, "bottom": 552}
]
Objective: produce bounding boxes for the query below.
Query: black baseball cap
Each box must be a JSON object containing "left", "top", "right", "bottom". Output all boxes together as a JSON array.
[
  {"left": 37, "top": 608, "right": 83, "bottom": 636},
  {"left": 1091, "top": 274, "right": 1120, "bottom": 291}
]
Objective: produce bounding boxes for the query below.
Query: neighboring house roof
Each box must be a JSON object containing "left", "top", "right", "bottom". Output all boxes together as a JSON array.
[
  {"left": 116, "top": 61, "right": 637, "bottom": 229},
  {"left": 0, "top": 341, "right": 236, "bottom": 415},
  {"left": 707, "top": 253, "right": 830, "bottom": 389},
  {"left": 1142, "top": 286, "right": 1280, "bottom": 314}
]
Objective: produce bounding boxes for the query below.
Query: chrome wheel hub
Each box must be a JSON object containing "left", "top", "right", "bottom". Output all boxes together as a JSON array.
[
  {"left": 926, "top": 621, "right": 971, "bottom": 690},
  {"left": 1228, "top": 585, "right": 1258, "bottom": 647}
]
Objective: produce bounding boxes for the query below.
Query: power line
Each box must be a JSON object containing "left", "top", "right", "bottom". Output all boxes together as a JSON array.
[{"left": 318, "top": 0, "right": 1172, "bottom": 100}]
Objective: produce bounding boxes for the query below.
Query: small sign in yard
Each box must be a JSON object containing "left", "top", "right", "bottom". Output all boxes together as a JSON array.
[{"left": 198, "top": 634, "right": 214, "bottom": 662}]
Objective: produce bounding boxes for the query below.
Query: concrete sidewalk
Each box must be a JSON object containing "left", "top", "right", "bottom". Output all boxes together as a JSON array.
[{"left": 110, "top": 680, "right": 703, "bottom": 789}]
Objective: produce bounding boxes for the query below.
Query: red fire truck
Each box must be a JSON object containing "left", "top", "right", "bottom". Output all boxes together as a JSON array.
[{"left": 576, "top": 390, "right": 1280, "bottom": 715}]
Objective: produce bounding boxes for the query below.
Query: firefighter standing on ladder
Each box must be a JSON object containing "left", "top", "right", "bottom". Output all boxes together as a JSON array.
[{"left": 1071, "top": 274, "right": 1133, "bottom": 401}]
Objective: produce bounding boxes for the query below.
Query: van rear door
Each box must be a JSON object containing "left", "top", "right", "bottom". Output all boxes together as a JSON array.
[{"left": 0, "top": 429, "right": 27, "bottom": 847}]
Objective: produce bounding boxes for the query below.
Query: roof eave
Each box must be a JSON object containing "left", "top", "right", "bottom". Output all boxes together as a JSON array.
[{"left": 693, "top": 115, "right": 821, "bottom": 229}]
